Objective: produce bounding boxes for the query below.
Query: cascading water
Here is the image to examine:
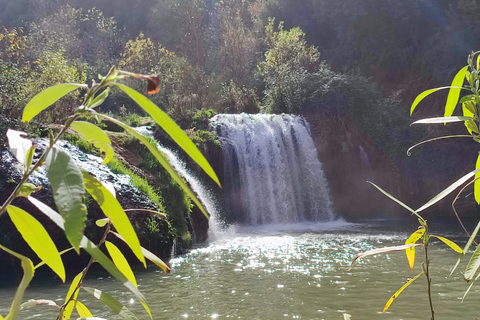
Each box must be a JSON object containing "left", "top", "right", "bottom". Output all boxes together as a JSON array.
[{"left": 211, "top": 113, "right": 334, "bottom": 225}]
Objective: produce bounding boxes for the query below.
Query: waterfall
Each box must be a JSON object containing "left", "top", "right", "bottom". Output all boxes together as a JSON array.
[{"left": 211, "top": 113, "right": 334, "bottom": 225}]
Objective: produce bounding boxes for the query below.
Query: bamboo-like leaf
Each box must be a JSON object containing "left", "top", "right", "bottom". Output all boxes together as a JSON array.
[
  {"left": 411, "top": 116, "right": 473, "bottom": 125},
  {"left": 76, "top": 318, "right": 106, "bottom": 320},
  {"left": 63, "top": 272, "right": 83, "bottom": 320},
  {"left": 105, "top": 241, "right": 137, "bottom": 288},
  {"left": 82, "top": 172, "right": 145, "bottom": 267},
  {"left": 20, "top": 299, "right": 58, "bottom": 309},
  {"left": 71, "top": 121, "right": 114, "bottom": 164},
  {"left": 6, "top": 129, "right": 32, "bottom": 168},
  {"left": 22, "top": 83, "right": 85, "bottom": 122},
  {"left": 475, "top": 154, "right": 480, "bottom": 205},
  {"left": 82, "top": 287, "right": 138, "bottom": 320},
  {"left": 405, "top": 229, "right": 425, "bottom": 270},
  {"left": 6, "top": 205, "right": 65, "bottom": 282},
  {"left": 451, "top": 220, "right": 480, "bottom": 276},
  {"left": 407, "top": 135, "right": 473, "bottom": 156},
  {"left": 114, "top": 83, "right": 220, "bottom": 187},
  {"left": 410, "top": 86, "right": 465, "bottom": 116},
  {"left": 349, "top": 244, "right": 422, "bottom": 270},
  {"left": 112, "top": 232, "right": 171, "bottom": 273},
  {"left": 89, "top": 88, "right": 110, "bottom": 109},
  {"left": 430, "top": 235, "right": 462, "bottom": 253},
  {"left": 76, "top": 301, "right": 93, "bottom": 317},
  {"left": 444, "top": 66, "right": 469, "bottom": 117},
  {"left": 96, "top": 114, "right": 209, "bottom": 219},
  {"left": 0, "top": 245, "right": 34, "bottom": 320},
  {"left": 46, "top": 147, "right": 86, "bottom": 252},
  {"left": 343, "top": 314, "right": 352, "bottom": 320},
  {"left": 416, "top": 168, "right": 480, "bottom": 212},
  {"left": 463, "top": 270, "right": 480, "bottom": 301},
  {"left": 28, "top": 196, "right": 152, "bottom": 319},
  {"left": 383, "top": 272, "right": 424, "bottom": 313},
  {"left": 464, "top": 244, "right": 480, "bottom": 281}
]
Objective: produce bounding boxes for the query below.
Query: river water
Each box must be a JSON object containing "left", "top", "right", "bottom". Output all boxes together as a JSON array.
[{"left": 4, "top": 220, "right": 478, "bottom": 320}]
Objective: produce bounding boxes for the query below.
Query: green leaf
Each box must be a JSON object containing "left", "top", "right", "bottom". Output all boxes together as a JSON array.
[
  {"left": 96, "top": 218, "right": 109, "bottom": 227},
  {"left": 0, "top": 245, "right": 34, "bottom": 320},
  {"left": 459, "top": 94, "right": 475, "bottom": 104},
  {"left": 46, "top": 147, "right": 86, "bottom": 252},
  {"left": 444, "top": 66, "right": 469, "bottom": 117},
  {"left": 464, "top": 244, "right": 480, "bottom": 281},
  {"left": 63, "top": 272, "right": 83, "bottom": 320},
  {"left": 410, "top": 86, "right": 465, "bottom": 116},
  {"left": 22, "top": 83, "right": 85, "bottom": 122},
  {"left": 105, "top": 241, "right": 137, "bottom": 288},
  {"left": 349, "top": 244, "right": 422, "bottom": 271},
  {"left": 405, "top": 228, "right": 425, "bottom": 270},
  {"left": 71, "top": 121, "right": 114, "bottom": 164},
  {"left": 27, "top": 196, "right": 152, "bottom": 320},
  {"left": 451, "top": 220, "right": 480, "bottom": 276},
  {"left": 96, "top": 114, "right": 209, "bottom": 219},
  {"left": 76, "top": 301, "right": 93, "bottom": 318},
  {"left": 430, "top": 235, "right": 462, "bottom": 253},
  {"left": 112, "top": 232, "right": 171, "bottom": 274},
  {"left": 76, "top": 318, "right": 106, "bottom": 320},
  {"left": 16, "top": 183, "right": 42, "bottom": 198},
  {"left": 6, "top": 205, "right": 65, "bottom": 282},
  {"left": 6, "top": 129, "right": 32, "bottom": 168},
  {"left": 383, "top": 272, "right": 423, "bottom": 313},
  {"left": 416, "top": 168, "right": 480, "bottom": 212},
  {"left": 114, "top": 83, "right": 220, "bottom": 187},
  {"left": 89, "top": 88, "right": 110, "bottom": 109},
  {"left": 476, "top": 153, "right": 480, "bottom": 204},
  {"left": 82, "top": 171, "right": 145, "bottom": 267},
  {"left": 411, "top": 116, "right": 473, "bottom": 125},
  {"left": 82, "top": 287, "right": 138, "bottom": 320}
]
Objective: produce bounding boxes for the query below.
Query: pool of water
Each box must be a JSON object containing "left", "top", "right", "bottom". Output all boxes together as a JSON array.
[{"left": 3, "top": 220, "right": 478, "bottom": 320}]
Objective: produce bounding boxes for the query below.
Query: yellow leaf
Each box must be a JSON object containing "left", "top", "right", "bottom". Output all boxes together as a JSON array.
[
  {"left": 75, "top": 301, "right": 93, "bottom": 317},
  {"left": 105, "top": 241, "right": 137, "bottom": 288},
  {"left": 405, "top": 228, "right": 425, "bottom": 270},
  {"left": 476, "top": 153, "right": 480, "bottom": 204},
  {"left": 383, "top": 272, "right": 423, "bottom": 313},
  {"left": 71, "top": 121, "right": 114, "bottom": 165},
  {"left": 6, "top": 205, "right": 65, "bottom": 282},
  {"left": 63, "top": 272, "right": 83, "bottom": 319},
  {"left": 430, "top": 235, "right": 463, "bottom": 253}
]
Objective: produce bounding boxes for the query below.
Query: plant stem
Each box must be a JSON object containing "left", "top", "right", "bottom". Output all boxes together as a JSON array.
[{"left": 424, "top": 240, "right": 434, "bottom": 320}]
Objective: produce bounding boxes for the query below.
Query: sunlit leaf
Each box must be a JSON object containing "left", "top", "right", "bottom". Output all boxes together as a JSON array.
[
  {"left": 444, "top": 66, "right": 469, "bottom": 117},
  {"left": 71, "top": 121, "right": 114, "bottom": 164},
  {"left": 343, "top": 314, "right": 352, "bottom": 320},
  {"left": 22, "top": 83, "right": 85, "bottom": 122},
  {"left": 89, "top": 88, "right": 110, "bottom": 109},
  {"left": 82, "top": 287, "right": 138, "bottom": 320},
  {"left": 475, "top": 154, "right": 480, "bottom": 205},
  {"left": 76, "top": 318, "right": 106, "bottom": 320},
  {"left": 16, "top": 183, "right": 42, "bottom": 198},
  {"left": 46, "top": 147, "right": 86, "bottom": 252},
  {"left": 96, "top": 218, "right": 109, "bottom": 227},
  {"left": 63, "top": 272, "right": 83, "bottom": 320},
  {"left": 112, "top": 232, "right": 171, "bottom": 273},
  {"left": 405, "top": 229, "right": 425, "bottom": 270},
  {"left": 411, "top": 116, "right": 473, "bottom": 125},
  {"left": 430, "top": 235, "right": 462, "bottom": 253},
  {"left": 410, "top": 86, "right": 465, "bottom": 116},
  {"left": 20, "top": 299, "right": 58, "bottom": 309},
  {"left": 96, "top": 114, "right": 209, "bottom": 219},
  {"left": 7, "top": 129, "right": 32, "bottom": 167},
  {"left": 27, "top": 196, "right": 152, "bottom": 319},
  {"left": 105, "top": 241, "right": 137, "bottom": 288},
  {"left": 349, "top": 244, "right": 422, "bottom": 271},
  {"left": 34, "top": 247, "right": 74, "bottom": 270},
  {"left": 76, "top": 301, "right": 93, "bottom": 318},
  {"left": 464, "top": 243, "right": 480, "bottom": 281},
  {"left": 82, "top": 171, "right": 145, "bottom": 267},
  {"left": 451, "top": 220, "right": 480, "bottom": 276},
  {"left": 416, "top": 168, "right": 480, "bottom": 212},
  {"left": 6, "top": 205, "right": 65, "bottom": 282},
  {"left": 383, "top": 272, "right": 423, "bottom": 313},
  {"left": 114, "top": 83, "right": 220, "bottom": 187}
]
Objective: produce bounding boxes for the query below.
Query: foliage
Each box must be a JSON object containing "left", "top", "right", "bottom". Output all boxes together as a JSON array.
[
  {"left": 191, "top": 109, "right": 217, "bottom": 131},
  {"left": 1, "top": 67, "right": 219, "bottom": 319}
]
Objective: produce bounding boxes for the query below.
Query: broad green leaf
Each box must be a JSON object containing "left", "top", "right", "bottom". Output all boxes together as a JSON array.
[
  {"left": 383, "top": 272, "right": 423, "bottom": 313},
  {"left": 451, "top": 220, "right": 480, "bottom": 276},
  {"left": 82, "top": 287, "right": 138, "bottom": 320},
  {"left": 105, "top": 241, "right": 137, "bottom": 288},
  {"left": 476, "top": 153, "right": 480, "bottom": 204},
  {"left": 0, "top": 245, "right": 34, "bottom": 320},
  {"left": 71, "top": 121, "right": 114, "bottom": 164},
  {"left": 22, "top": 83, "right": 85, "bottom": 122},
  {"left": 405, "top": 229, "right": 425, "bottom": 270},
  {"left": 6, "top": 205, "right": 65, "bottom": 282},
  {"left": 407, "top": 135, "right": 472, "bottom": 156},
  {"left": 416, "top": 168, "right": 480, "bottom": 212},
  {"left": 46, "top": 147, "right": 86, "bottom": 252},
  {"left": 410, "top": 86, "right": 465, "bottom": 116},
  {"left": 430, "top": 235, "right": 462, "bottom": 253},
  {"left": 444, "top": 66, "right": 469, "bottom": 117},
  {"left": 114, "top": 83, "right": 220, "bottom": 187},
  {"left": 97, "top": 114, "right": 209, "bottom": 219},
  {"left": 411, "top": 116, "right": 473, "bottom": 125},
  {"left": 112, "top": 232, "right": 171, "bottom": 273},
  {"left": 27, "top": 196, "right": 152, "bottom": 320},
  {"left": 63, "top": 272, "right": 83, "bottom": 320},
  {"left": 349, "top": 244, "right": 422, "bottom": 271},
  {"left": 20, "top": 299, "right": 58, "bottom": 309},
  {"left": 6, "top": 129, "right": 32, "bottom": 168},
  {"left": 82, "top": 171, "right": 145, "bottom": 267},
  {"left": 76, "top": 301, "right": 93, "bottom": 318},
  {"left": 464, "top": 244, "right": 480, "bottom": 281}
]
